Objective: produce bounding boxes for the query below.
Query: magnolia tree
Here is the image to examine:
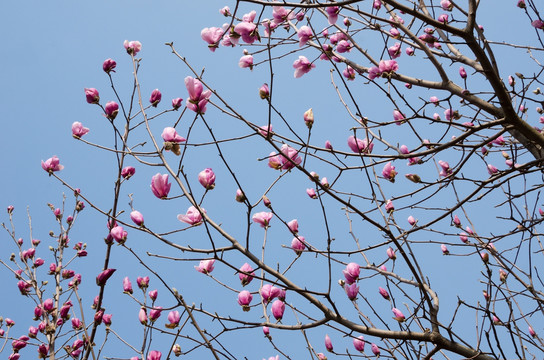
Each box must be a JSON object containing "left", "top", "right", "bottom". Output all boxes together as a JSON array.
[{"left": 3, "top": 0, "right": 544, "bottom": 359}]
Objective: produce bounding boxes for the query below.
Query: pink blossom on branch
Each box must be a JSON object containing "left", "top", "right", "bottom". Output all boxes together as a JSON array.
[
  {"left": 343, "top": 262, "right": 360, "bottom": 284},
  {"left": 105, "top": 101, "right": 119, "bottom": 120},
  {"left": 198, "top": 168, "right": 216, "bottom": 190},
  {"left": 41, "top": 156, "right": 64, "bottom": 173},
  {"left": 238, "top": 290, "right": 253, "bottom": 311},
  {"left": 84, "top": 88, "right": 100, "bottom": 104},
  {"left": 150, "top": 173, "right": 171, "bottom": 199},
  {"left": 195, "top": 259, "right": 215, "bottom": 274},
  {"left": 293, "top": 56, "right": 316, "bottom": 78},
  {"left": 239, "top": 263, "right": 255, "bottom": 286},
  {"left": 252, "top": 211, "right": 273, "bottom": 228},
  {"left": 161, "top": 127, "right": 186, "bottom": 143},
  {"left": 271, "top": 299, "right": 285, "bottom": 320},
  {"left": 102, "top": 58, "right": 116, "bottom": 73},
  {"left": 149, "top": 89, "right": 162, "bottom": 107},
  {"left": 178, "top": 206, "right": 205, "bottom": 226},
  {"left": 239, "top": 54, "right": 254, "bottom": 69},
  {"left": 201, "top": 27, "right": 224, "bottom": 52},
  {"left": 72, "top": 122, "right": 90, "bottom": 138},
  {"left": 298, "top": 26, "right": 313, "bottom": 47},
  {"left": 185, "top": 76, "right": 212, "bottom": 114},
  {"left": 124, "top": 40, "right": 142, "bottom": 55}
]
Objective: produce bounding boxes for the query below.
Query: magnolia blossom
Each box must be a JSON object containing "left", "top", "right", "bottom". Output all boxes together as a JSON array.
[
  {"left": 178, "top": 206, "right": 205, "bottom": 226},
  {"left": 345, "top": 283, "right": 359, "bottom": 300},
  {"left": 195, "top": 259, "right": 215, "bottom": 274},
  {"left": 347, "top": 136, "right": 373, "bottom": 153},
  {"left": 306, "top": 188, "right": 318, "bottom": 199},
  {"left": 271, "top": 299, "right": 285, "bottom": 320},
  {"left": 123, "top": 277, "right": 133, "bottom": 294},
  {"left": 162, "top": 127, "right": 185, "bottom": 143},
  {"left": 233, "top": 11, "right": 258, "bottom": 44},
  {"left": 298, "top": 26, "right": 312, "bottom": 47},
  {"left": 41, "top": 156, "right": 64, "bottom": 173},
  {"left": 387, "top": 247, "right": 396, "bottom": 260},
  {"left": 441, "top": 244, "right": 449, "bottom": 255},
  {"left": 72, "top": 122, "right": 90, "bottom": 138},
  {"left": 147, "top": 350, "right": 161, "bottom": 360},
  {"left": 392, "top": 307, "right": 405, "bottom": 322},
  {"left": 385, "top": 199, "right": 395, "bottom": 212},
  {"left": 382, "top": 162, "right": 397, "bottom": 182},
  {"left": 151, "top": 173, "right": 171, "bottom": 199},
  {"left": 201, "top": 27, "right": 223, "bottom": 51},
  {"left": 185, "top": 76, "right": 212, "bottom": 114},
  {"left": 343, "top": 262, "right": 360, "bottom": 284},
  {"left": 326, "top": 6, "right": 339, "bottom": 24},
  {"left": 239, "top": 54, "right": 254, "bottom": 69},
  {"left": 105, "top": 101, "right": 119, "bottom": 120},
  {"left": 130, "top": 211, "right": 144, "bottom": 227},
  {"left": 103, "top": 58, "right": 116, "bottom": 73},
  {"left": 198, "top": 168, "right": 216, "bottom": 190},
  {"left": 343, "top": 65, "right": 356, "bottom": 81},
  {"left": 149, "top": 89, "right": 162, "bottom": 107},
  {"left": 438, "top": 160, "right": 452, "bottom": 177},
  {"left": 440, "top": 0, "right": 453, "bottom": 11},
  {"left": 378, "top": 287, "right": 390, "bottom": 300},
  {"left": 172, "top": 97, "right": 183, "bottom": 110},
  {"left": 287, "top": 219, "right": 299, "bottom": 234},
  {"left": 532, "top": 20, "right": 544, "bottom": 29},
  {"left": 371, "top": 343, "right": 381, "bottom": 356},
  {"left": 110, "top": 226, "right": 127, "bottom": 243},
  {"left": 280, "top": 144, "right": 302, "bottom": 170},
  {"left": 123, "top": 40, "right": 142, "bottom": 55},
  {"left": 166, "top": 311, "right": 181, "bottom": 328},
  {"left": 293, "top": 56, "right": 316, "bottom": 78},
  {"left": 239, "top": 263, "right": 255, "bottom": 286},
  {"left": 121, "top": 166, "right": 135, "bottom": 179},
  {"left": 260, "top": 284, "right": 281, "bottom": 303},
  {"left": 353, "top": 336, "right": 365, "bottom": 352},
  {"left": 84, "top": 88, "right": 99, "bottom": 104},
  {"left": 252, "top": 211, "right": 273, "bottom": 228},
  {"left": 325, "top": 334, "right": 333, "bottom": 352},
  {"left": 291, "top": 236, "right": 306, "bottom": 255},
  {"left": 487, "top": 164, "right": 498, "bottom": 175},
  {"left": 388, "top": 42, "right": 401, "bottom": 59},
  {"left": 238, "top": 290, "right": 253, "bottom": 311},
  {"left": 96, "top": 268, "right": 116, "bottom": 286}
]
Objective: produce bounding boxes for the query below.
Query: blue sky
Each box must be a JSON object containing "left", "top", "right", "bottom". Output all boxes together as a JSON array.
[{"left": 0, "top": 1, "right": 542, "bottom": 359}]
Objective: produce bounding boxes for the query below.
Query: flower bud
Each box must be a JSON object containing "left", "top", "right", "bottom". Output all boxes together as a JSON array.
[
  {"left": 149, "top": 89, "right": 162, "bottom": 107},
  {"left": 102, "top": 58, "right": 117, "bottom": 74},
  {"left": 84, "top": 88, "right": 100, "bottom": 104},
  {"left": 259, "top": 84, "right": 270, "bottom": 99},
  {"left": 303, "top": 108, "right": 314, "bottom": 129}
]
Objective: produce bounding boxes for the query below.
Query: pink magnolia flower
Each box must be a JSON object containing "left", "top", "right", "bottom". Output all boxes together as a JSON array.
[
  {"left": 382, "top": 162, "right": 397, "bottom": 182},
  {"left": 110, "top": 226, "right": 128, "bottom": 244},
  {"left": 287, "top": 219, "right": 299, "bottom": 234},
  {"left": 121, "top": 166, "right": 135, "bottom": 179},
  {"left": 105, "top": 101, "right": 119, "bottom": 120},
  {"left": 388, "top": 42, "right": 401, "bottom": 59},
  {"left": 373, "top": 0, "right": 382, "bottom": 9},
  {"left": 385, "top": 199, "right": 395, "bottom": 213},
  {"left": 41, "top": 156, "right": 64, "bottom": 173},
  {"left": 293, "top": 56, "right": 316, "bottom": 78},
  {"left": 438, "top": 160, "right": 452, "bottom": 177},
  {"left": 387, "top": 247, "right": 396, "bottom": 260},
  {"left": 392, "top": 307, "right": 405, "bottom": 322},
  {"left": 123, "top": 277, "right": 133, "bottom": 294},
  {"left": 481, "top": 252, "right": 489, "bottom": 263},
  {"left": 259, "top": 83, "right": 270, "bottom": 99},
  {"left": 103, "top": 58, "right": 116, "bottom": 73},
  {"left": 291, "top": 236, "right": 306, "bottom": 255},
  {"left": 438, "top": 13, "right": 449, "bottom": 23},
  {"left": 137, "top": 276, "right": 149, "bottom": 289},
  {"left": 102, "top": 313, "right": 112, "bottom": 326},
  {"left": 343, "top": 66, "right": 356, "bottom": 81},
  {"left": 238, "top": 290, "right": 253, "bottom": 311},
  {"left": 260, "top": 125, "right": 273, "bottom": 138},
  {"left": 336, "top": 40, "right": 352, "bottom": 53},
  {"left": 343, "top": 262, "right": 360, "bottom": 284},
  {"left": 219, "top": 6, "right": 231, "bottom": 16},
  {"left": 151, "top": 173, "right": 171, "bottom": 199},
  {"left": 149, "top": 89, "right": 162, "bottom": 107},
  {"left": 407, "top": 215, "right": 417, "bottom": 226},
  {"left": 185, "top": 76, "right": 212, "bottom": 114},
  {"left": 441, "top": 244, "right": 449, "bottom": 255},
  {"left": 440, "top": 0, "right": 453, "bottom": 11},
  {"left": 239, "top": 54, "right": 254, "bottom": 69},
  {"left": 532, "top": 20, "right": 544, "bottom": 29},
  {"left": 271, "top": 299, "right": 285, "bottom": 320},
  {"left": 239, "top": 263, "right": 255, "bottom": 286},
  {"left": 178, "top": 206, "right": 205, "bottom": 226},
  {"left": 84, "top": 88, "right": 100, "bottom": 104},
  {"left": 347, "top": 136, "right": 373, "bottom": 153},
  {"left": 487, "top": 164, "right": 498, "bottom": 175},
  {"left": 172, "top": 97, "right": 183, "bottom": 110},
  {"left": 371, "top": 343, "right": 381, "bottom": 356},
  {"left": 378, "top": 286, "right": 390, "bottom": 300},
  {"left": 307, "top": 188, "right": 318, "bottom": 199},
  {"left": 453, "top": 215, "right": 461, "bottom": 227},
  {"left": 260, "top": 284, "right": 281, "bottom": 303},
  {"left": 390, "top": 28, "right": 400, "bottom": 38},
  {"left": 379, "top": 60, "right": 398, "bottom": 75},
  {"left": 235, "top": 189, "right": 246, "bottom": 203},
  {"left": 96, "top": 268, "right": 116, "bottom": 286},
  {"left": 198, "top": 168, "right": 216, "bottom": 190},
  {"left": 325, "top": 140, "right": 333, "bottom": 150},
  {"left": 298, "top": 26, "right": 312, "bottom": 47},
  {"left": 345, "top": 283, "right": 359, "bottom": 300},
  {"left": 326, "top": 6, "right": 339, "bottom": 24},
  {"left": 166, "top": 310, "right": 180, "bottom": 328},
  {"left": 130, "top": 211, "right": 144, "bottom": 227},
  {"left": 161, "top": 127, "right": 186, "bottom": 143},
  {"left": 124, "top": 40, "right": 142, "bottom": 55},
  {"left": 148, "top": 289, "right": 158, "bottom": 301},
  {"left": 529, "top": 325, "right": 536, "bottom": 338},
  {"left": 233, "top": 13, "right": 258, "bottom": 44},
  {"left": 325, "top": 334, "right": 333, "bottom": 352},
  {"left": 278, "top": 144, "right": 302, "bottom": 170},
  {"left": 353, "top": 336, "right": 365, "bottom": 352},
  {"left": 201, "top": 27, "right": 223, "bottom": 51},
  {"left": 147, "top": 350, "right": 162, "bottom": 360},
  {"left": 459, "top": 233, "right": 468, "bottom": 243},
  {"left": 72, "top": 122, "right": 90, "bottom": 138},
  {"left": 195, "top": 259, "right": 215, "bottom": 274},
  {"left": 252, "top": 211, "right": 273, "bottom": 228},
  {"left": 392, "top": 109, "right": 405, "bottom": 125},
  {"left": 303, "top": 108, "right": 314, "bottom": 128}
]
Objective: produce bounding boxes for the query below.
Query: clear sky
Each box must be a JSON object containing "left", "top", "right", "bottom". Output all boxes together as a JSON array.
[{"left": 0, "top": 1, "right": 540, "bottom": 359}]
